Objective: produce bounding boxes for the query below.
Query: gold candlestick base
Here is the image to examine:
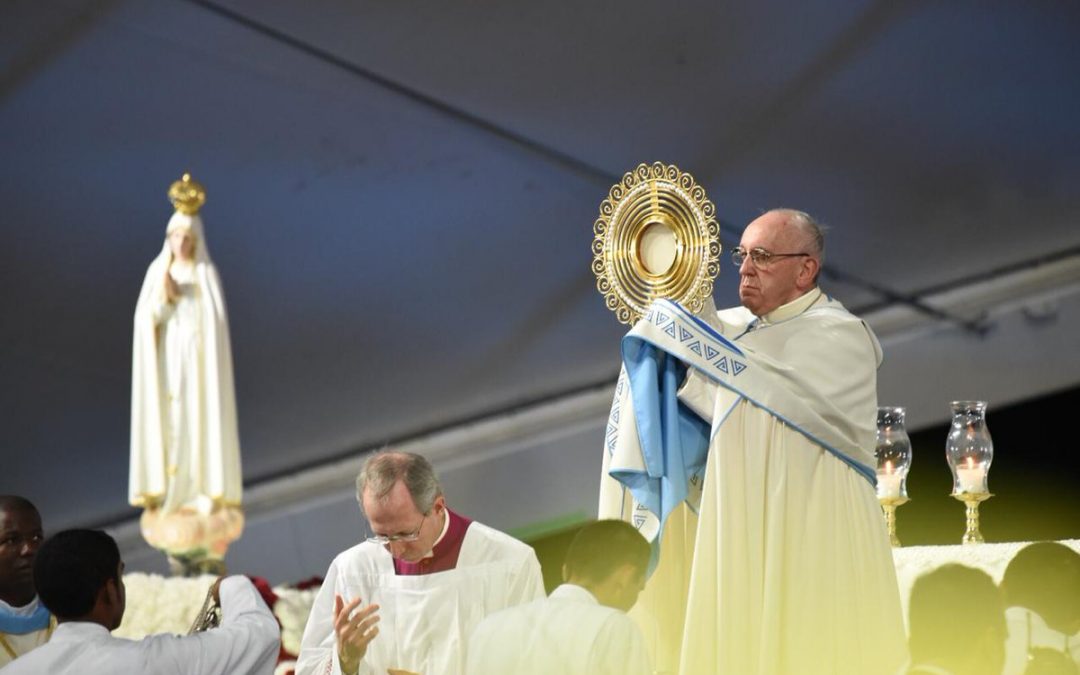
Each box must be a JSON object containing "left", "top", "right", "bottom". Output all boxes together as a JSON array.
[
  {"left": 951, "top": 492, "right": 992, "bottom": 545},
  {"left": 878, "top": 496, "right": 910, "bottom": 547}
]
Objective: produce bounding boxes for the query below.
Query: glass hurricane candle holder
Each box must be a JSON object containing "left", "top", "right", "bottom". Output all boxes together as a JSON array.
[
  {"left": 875, "top": 406, "right": 912, "bottom": 546},
  {"left": 945, "top": 400, "right": 994, "bottom": 544}
]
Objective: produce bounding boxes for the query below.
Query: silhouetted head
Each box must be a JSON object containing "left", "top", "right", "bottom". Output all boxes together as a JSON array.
[
  {"left": 34, "top": 529, "right": 126, "bottom": 630},
  {"left": 562, "top": 520, "right": 650, "bottom": 612},
  {"left": 908, "top": 563, "right": 1006, "bottom": 675},
  {"left": 1001, "top": 541, "right": 1080, "bottom": 635}
]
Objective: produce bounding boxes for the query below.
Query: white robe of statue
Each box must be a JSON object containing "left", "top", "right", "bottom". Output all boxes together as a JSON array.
[{"left": 129, "top": 212, "right": 242, "bottom": 516}]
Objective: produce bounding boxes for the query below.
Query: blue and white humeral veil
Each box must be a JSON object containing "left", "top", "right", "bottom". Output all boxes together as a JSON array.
[{"left": 598, "top": 297, "right": 878, "bottom": 572}]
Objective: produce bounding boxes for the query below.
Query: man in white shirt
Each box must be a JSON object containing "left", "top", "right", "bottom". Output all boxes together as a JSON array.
[
  {"left": 466, "top": 519, "right": 652, "bottom": 675},
  {"left": 3, "top": 528, "right": 280, "bottom": 675},
  {"left": 1000, "top": 542, "right": 1080, "bottom": 675},
  {"left": 296, "top": 451, "right": 545, "bottom": 675},
  {"left": 0, "top": 496, "right": 50, "bottom": 666},
  {"left": 600, "top": 209, "right": 907, "bottom": 673}
]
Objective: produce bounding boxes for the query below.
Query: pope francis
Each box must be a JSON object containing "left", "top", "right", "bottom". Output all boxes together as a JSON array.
[{"left": 600, "top": 209, "right": 908, "bottom": 674}]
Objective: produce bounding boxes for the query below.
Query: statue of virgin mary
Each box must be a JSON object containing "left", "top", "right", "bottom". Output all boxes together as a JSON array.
[{"left": 129, "top": 174, "right": 243, "bottom": 573}]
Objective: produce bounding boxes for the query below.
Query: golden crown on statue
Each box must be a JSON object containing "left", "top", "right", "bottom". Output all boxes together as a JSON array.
[{"left": 168, "top": 172, "right": 207, "bottom": 215}]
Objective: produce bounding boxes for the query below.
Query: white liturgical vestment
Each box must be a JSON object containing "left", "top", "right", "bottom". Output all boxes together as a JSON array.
[
  {"left": 466, "top": 583, "right": 651, "bottom": 675},
  {"left": 130, "top": 212, "right": 242, "bottom": 514},
  {"left": 600, "top": 289, "right": 908, "bottom": 675},
  {"left": 1, "top": 576, "right": 279, "bottom": 675},
  {"left": 296, "top": 521, "right": 544, "bottom": 675},
  {"left": 0, "top": 597, "right": 52, "bottom": 667}
]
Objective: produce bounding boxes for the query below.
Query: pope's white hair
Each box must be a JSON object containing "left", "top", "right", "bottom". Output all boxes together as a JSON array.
[{"left": 768, "top": 208, "right": 826, "bottom": 282}]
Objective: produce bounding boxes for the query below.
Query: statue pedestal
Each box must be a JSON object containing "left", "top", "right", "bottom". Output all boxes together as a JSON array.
[
  {"left": 167, "top": 553, "right": 227, "bottom": 577},
  {"left": 139, "top": 505, "right": 244, "bottom": 577}
]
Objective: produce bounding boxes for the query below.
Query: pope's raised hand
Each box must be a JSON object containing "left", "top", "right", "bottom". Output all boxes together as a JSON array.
[
  {"left": 696, "top": 294, "right": 724, "bottom": 334},
  {"left": 334, "top": 594, "right": 380, "bottom": 675}
]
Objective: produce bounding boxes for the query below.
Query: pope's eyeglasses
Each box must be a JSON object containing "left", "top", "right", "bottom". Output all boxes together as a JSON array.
[
  {"left": 731, "top": 246, "right": 810, "bottom": 269},
  {"left": 366, "top": 514, "right": 426, "bottom": 545}
]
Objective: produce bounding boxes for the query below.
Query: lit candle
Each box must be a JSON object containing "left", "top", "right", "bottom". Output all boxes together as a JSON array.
[
  {"left": 955, "top": 456, "right": 986, "bottom": 494},
  {"left": 876, "top": 460, "right": 903, "bottom": 500}
]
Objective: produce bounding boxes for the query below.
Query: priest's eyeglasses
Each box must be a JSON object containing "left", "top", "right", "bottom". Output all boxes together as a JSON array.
[
  {"left": 731, "top": 246, "right": 810, "bottom": 269},
  {"left": 366, "top": 515, "right": 426, "bottom": 545}
]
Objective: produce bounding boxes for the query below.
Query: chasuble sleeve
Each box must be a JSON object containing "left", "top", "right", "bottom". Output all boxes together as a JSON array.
[
  {"left": 508, "top": 549, "right": 545, "bottom": 605},
  {"left": 677, "top": 371, "right": 717, "bottom": 423},
  {"left": 742, "top": 312, "right": 881, "bottom": 457},
  {"left": 677, "top": 308, "right": 880, "bottom": 467},
  {"left": 587, "top": 614, "right": 653, "bottom": 675}
]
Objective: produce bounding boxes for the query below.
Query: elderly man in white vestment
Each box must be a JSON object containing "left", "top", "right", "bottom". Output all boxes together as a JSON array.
[
  {"left": 599, "top": 209, "right": 907, "bottom": 674},
  {"left": 466, "top": 519, "right": 652, "bottom": 675},
  {"left": 296, "top": 451, "right": 545, "bottom": 675},
  {"left": 4, "top": 529, "right": 280, "bottom": 675}
]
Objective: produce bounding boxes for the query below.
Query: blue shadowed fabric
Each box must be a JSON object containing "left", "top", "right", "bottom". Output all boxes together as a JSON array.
[
  {"left": 0, "top": 601, "right": 51, "bottom": 634},
  {"left": 612, "top": 338, "right": 710, "bottom": 572}
]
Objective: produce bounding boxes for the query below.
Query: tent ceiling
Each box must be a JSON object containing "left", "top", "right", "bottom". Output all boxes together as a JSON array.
[{"left": 2, "top": 1, "right": 1078, "bottom": 530}]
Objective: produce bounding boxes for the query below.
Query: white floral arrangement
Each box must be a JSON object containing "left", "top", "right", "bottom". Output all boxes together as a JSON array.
[
  {"left": 116, "top": 573, "right": 217, "bottom": 638},
  {"left": 115, "top": 572, "right": 320, "bottom": 674},
  {"left": 273, "top": 586, "right": 320, "bottom": 656}
]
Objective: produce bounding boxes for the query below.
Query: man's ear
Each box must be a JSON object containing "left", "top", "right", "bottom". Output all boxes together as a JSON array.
[
  {"left": 100, "top": 578, "right": 120, "bottom": 610},
  {"left": 600, "top": 563, "right": 635, "bottom": 597},
  {"left": 798, "top": 256, "right": 820, "bottom": 288},
  {"left": 99, "top": 578, "right": 113, "bottom": 605},
  {"left": 89, "top": 579, "right": 110, "bottom": 619},
  {"left": 611, "top": 563, "right": 638, "bottom": 589}
]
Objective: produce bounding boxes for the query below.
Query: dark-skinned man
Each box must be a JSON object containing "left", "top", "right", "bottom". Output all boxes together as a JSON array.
[
  {"left": 0, "top": 496, "right": 49, "bottom": 666},
  {"left": 4, "top": 528, "right": 280, "bottom": 674}
]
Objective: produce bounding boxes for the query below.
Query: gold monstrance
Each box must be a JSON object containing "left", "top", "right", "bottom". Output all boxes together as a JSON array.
[{"left": 591, "top": 162, "right": 721, "bottom": 324}]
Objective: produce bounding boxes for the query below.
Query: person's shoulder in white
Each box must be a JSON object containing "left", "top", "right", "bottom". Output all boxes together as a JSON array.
[
  {"left": 7, "top": 576, "right": 279, "bottom": 675},
  {"left": 466, "top": 521, "right": 652, "bottom": 675},
  {"left": 714, "top": 303, "right": 755, "bottom": 333},
  {"left": 468, "top": 584, "right": 648, "bottom": 675},
  {"left": 319, "top": 517, "right": 541, "bottom": 584},
  {"left": 7, "top": 529, "right": 279, "bottom": 675},
  {"left": 459, "top": 520, "right": 539, "bottom": 562}
]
